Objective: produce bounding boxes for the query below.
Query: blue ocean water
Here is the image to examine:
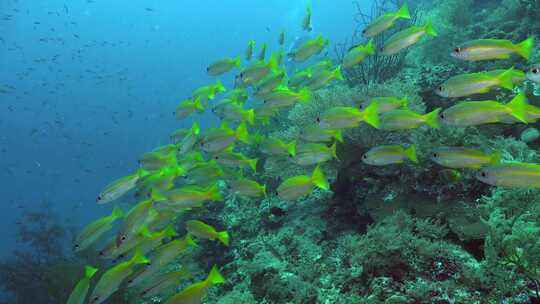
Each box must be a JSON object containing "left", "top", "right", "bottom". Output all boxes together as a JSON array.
[{"left": 0, "top": 0, "right": 363, "bottom": 260}]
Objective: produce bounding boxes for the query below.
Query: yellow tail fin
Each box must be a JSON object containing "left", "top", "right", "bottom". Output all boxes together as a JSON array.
[
  {"left": 217, "top": 231, "right": 230, "bottom": 246},
  {"left": 235, "top": 122, "right": 251, "bottom": 144},
  {"left": 311, "top": 165, "right": 329, "bottom": 190},
  {"left": 507, "top": 92, "right": 528, "bottom": 123},
  {"left": 362, "top": 102, "right": 380, "bottom": 128},
  {"left": 85, "top": 266, "right": 98, "bottom": 278},
  {"left": 207, "top": 265, "right": 226, "bottom": 285},
  {"left": 516, "top": 36, "right": 533, "bottom": 60},
  {"left": 404, "top": 145, "right": 418, "bottom": 163},
  {"left": 395, "top": 3, "right": 411, "bottom": 19},
  {"left": 424, "top": 108, "right": 441, "bottom": 129}
]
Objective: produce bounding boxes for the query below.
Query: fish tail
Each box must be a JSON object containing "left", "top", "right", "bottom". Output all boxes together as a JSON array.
[
  {"left": 184, "top": 233, "right": 198, "bottom": 247},
  {"left": 497, "top": 67, "right": 515, "bottom": 90},
  {"left": 330, "top": 142, "right": 339, "bottom": 160},
  {"left": 362, "top": 102, "right": 380, "bottom": 129},
  {"left": 207, "top": 265, "right": 226, "bottom": 285},
  {"left": 215, "top": 80, "right": 226, "bottom": 93},
  {"left": 85, "top": 265, "right": 98, "bottom": 278},
  {"left": 111, "top": 206, "right": 124, "bottom": 219},
  {"left": 267, "top": 52, "right": 279, "bottom": 73},
  {"left": 287, "top": 140, "right": 297, "bottom": 157},
  {"left": 424, "top": 20, "right": 437, "bottom": 37},
  {"left": 311, "top": 165, "right": 329, "bottom": 190},
  {"left": 235, "top": 122, "right": 251, "bottom": 144},
  {"left": 131, "top": 249, "right": 150, "bottom": 265},
  {"left": 365, "top": 38, "right": 375, "bottom": 55},
  {"left": 516, "top": 36, "right": 534, "bottom": 60},
  {"left": 206, "top": 183, "right": 223, "bottom": 201},
  {"left": 298, "top": 87, "right": 312, "bottom": 103},
  {"left": 244, "top": 108, "right": 255, "bottom": 126},
  {"left": 333, "top": 65, "right": 344, "bottom": 81},
  {"left": 191, "top": 121, "right": 200, "bottom": 135},
  {"left": 248, "top": 158, "right": 258, "bottom": 172},
  {"left": 217, "top": 230, "right": 230, "bottom": 246},
  {"left": 490, "top": 151, "right": 501, "bottom": 164},
  {"left": 234, "top": 55, "right": 241, "bottom": 68},
  {"left": 194, "top": 97, "right": 205, "bottom": 112},
  {"left": 424, "top": 108, "right": 441, "bottom": 129},
  {"left": 404, "top": 145, "right": 418, "bottom": 163},
  {"left": 507, "top": 92, "right": 528, "bottom": 123},
  {"left": 334, "top": 129, "right": 343, "bottom": 143},
  {"left": 164, "top": 224, "right": 178, "bottom": 237},
  {"left": 396, "top": 3, "right": 411, "bottom": 19}
]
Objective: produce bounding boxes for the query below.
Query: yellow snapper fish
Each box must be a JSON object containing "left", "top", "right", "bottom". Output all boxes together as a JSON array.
[
  {"left": 73, "top": 207, "right": 123, "bottom": 252},
  {"left": 289, "top": 35, "right": 329, "bottom": 62},
  {"left": 212, "top": 98, "right": 239, "bottom": 117},
  {"left": 237, "top": 54, "right": 279, "bottom": 86},
  {"left": 439, "top": 92, "right": 527, "bottom": 127},
  {"left": 227, "top": 179, "right": 266, "bottom": 198},
  {"left": 303, "top": 2, "right": 312, "bottom": 32},
  {"left": 176, "top": 122, "right": 200, "bottom": 154},
  {"left": 139, "top": 150, "right": 177, "bottom": 171},
  {"left": 139, "top": 269, "right": 190, "bottom": 298},
  {"left": 292, "top": 142, "right": 338, "bottom": 166},
  {"left": 526, "top": 66, "right": 540, "bottom": 83},
  {"left": 342, "top": 39, "right": 375, "bottom": 69},
  {"left": 152, "top": 144, "right": 180, "bottom": 156},
  {"left": 308, "top": 59, "right": 334, "bottom": 74},
  {"left": 206, "top": 56, "right": 241, "bottom": 76},
  {"left": 260, "top": 137, "right": 296, "bottom": 157},
  {"left": 381, "top": 20, "right": 437, "bottom": 55},
  {"left": 307, "top": 66, "right": 344, "bottom": 90},
  {"left": 186, "top": 220, "right": 229, "bottom": 246},
  {"left": 435, "top": 68, "right": 515, "bottom": 98},
  {"left": 108, "top": 226, "right": 161, "bottom": 261},
  {"left": 263, "top": 87, "right": 311, "bottom": 109},
  {"left": 317, "top": 103, "right": 379, "bottom": 129},
  {"left": 258, "top": 42, "right": 267, "bottom": 61},
  {"left": 226, "top": 88, "right": 249, "bottom": 103},
  {"left": 66, "top": 266, "right": 99, "bottom": 304},
  {"left": 362, "top": 3, "right": 410, "bottom": 38},
  {"left": 277, "top": 165, "right": 329, "bottom": 201},
  {"left": 254, "top": 69, "right": 287, "bottom": 98},
  {"left": 89, "top": 250, "right": 149, "bottom": 304},
  {"left": 175, "top": 97, "right": 204, "bottom": 120},
  {"left": 116, "top": 192, "right": 163, "bottom": 248},
  {"left": 128, "top": 235, "right": 195, "bottom": 288},
  {"left": 146, "top": 209, "right": 179, "bottom": 232},
  {"left": 279, "top": 30, "right": 285, "bottom": 46},
  {"left": 477, "top": 162, "right": 540, "bottom": 188},
  {"left": 163, "top": 265, "right": 225, "bottom": 304},
  {"left": 430, "top": 147, "right": 500, "bottom": 169},
  {"left": 451, "top": 37, "right": 533, "bottom": 61},
  {"left": 97, "top": 169, "right": 147, "bottom": 204},
  {"left": 192, "top": 80, "right": 226, "bottom": 107},
  {"left": 200, "top": 122, "right": 250, "bottom": 153},
  {"left": 254, "top": 106, "right": 277, "bottom": 125},
  {"left": 360, "top": 96, "right": 408, "bottom": 113},
  {"left": 362, "top": 145, "right": 418, "bottom": 166},
  {"left": 246, "top": 40, "right": 255, "bottom": 60},
  {"left": 380, "top": 108, "right": 440, "bottom": 130},
  {"left": 300, "top": 125, "right": 343, "bottom": 143},
  {"left": 219, "top": 102, "right": 255, "bottom": 126},
  {"left": 213, "top": 149, "right": 257, "bottom": 172},
  {"left": 157, "top": 183, "right": 223, "bottom": 210},
  {"left": 184, "top": 160, "right": 225, "bottom": 185},
  {"left": 288, "top": 69, "right": 313, "bottom": 89}
]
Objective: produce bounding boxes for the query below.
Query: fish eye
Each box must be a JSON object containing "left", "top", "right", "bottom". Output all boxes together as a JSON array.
[
  {"left": 432, "top": 153, "right": 438, "bottom": 158},
  {"left": 438, "top": 86, "right": 443, "bottom": 91},
  {"left": 96, "top": 196, "right": 101, "bottom": 201},
  {"left": 288, "top": 154, "right": 293, "bottom": 158},
  {"left": 480, "top": 171, "right": 487, "bottom": 177},
  {"left": 453, "top": 47, "right": 461, "bottom": 53},
  {"left": 439, "top": 113, "right": 445, "bottom": 119},
  {"left": 362, "top": 154, "right": 367, "bottom": 159},
  {"left": 98, "top": 250, "right": 104, "bottom": 256},
  {"left": 73, "top": 244, "right": 80, "bottom": 249},
  {"left": 316, "top": 117, "right": 320, "bottom": 123},
  {"left": 532, "top": 68, "right": 540, "bottom": 74},
  {"left": 214, "top": 156, "right": 219, "bottom": 160},
  {"left": 93, "top": 296, "right": 99, "bottom": 302},
  {"left": 120, "top": 235, "right": 127, "bottom": 241},
  {"left": 362, "top": 29, "right": 366, "bottom": 34},
  {"left": 141, "top": 291, "right": 147, "bottom": 296}
]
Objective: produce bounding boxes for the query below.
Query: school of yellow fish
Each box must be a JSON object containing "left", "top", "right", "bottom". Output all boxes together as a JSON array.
[{"left": 68, "top": 3, "right": 540, "bottom": 303}]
